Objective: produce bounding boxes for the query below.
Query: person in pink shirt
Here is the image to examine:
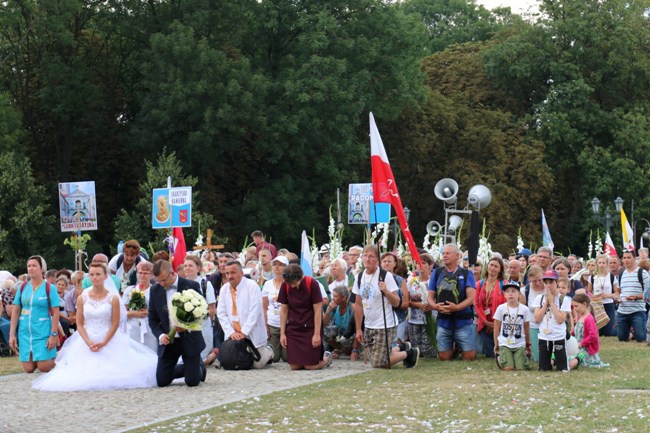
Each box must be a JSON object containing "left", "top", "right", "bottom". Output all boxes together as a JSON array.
[{"left": 569, "top": 294, "right": 609, "bottom": 369}]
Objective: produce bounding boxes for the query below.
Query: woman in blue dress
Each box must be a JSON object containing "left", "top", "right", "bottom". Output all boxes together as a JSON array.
[{"left": 9, "top": 256, "right": 61, "bottom": 373}]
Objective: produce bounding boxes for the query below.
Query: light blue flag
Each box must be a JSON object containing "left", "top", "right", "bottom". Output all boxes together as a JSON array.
[
  {"left": 300, "top": 230, "right": 313, "bottom": 277},
  {"left": 541, "top": 209, "right": 554, "bottom": 251}
]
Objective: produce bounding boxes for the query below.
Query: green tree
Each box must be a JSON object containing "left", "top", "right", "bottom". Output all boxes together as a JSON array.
[
  {"left": 113, "top": 149, "right": 216, "bottom": 256},
  {"left": 0, "top": 152, "right": 56, "bottom": 273},
  {"left": 483, "top": 0, "right": 650, "bottom": 253},
  {"left": 380, "top": 40, "right": 554, "bottom": 254},
  {"left": 0, "top": 93, "right": 23, "bottom": 153},
  {"left": 129, "top": 0, "right": 428, "bottom": 250},
  {"left": 404, "top": 0, "right": 517, "bottom": 53}
]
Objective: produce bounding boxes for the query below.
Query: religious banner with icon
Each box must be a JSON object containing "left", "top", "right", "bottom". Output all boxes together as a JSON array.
[
  {"left": 348, "top": 183, "right": 390, "bottom": 225},
  {"left": 58, "top": 181, "right": 98, "bottom": 232},
  {"left": 152, "top": 187, "right": 192, "bottom": 229}
]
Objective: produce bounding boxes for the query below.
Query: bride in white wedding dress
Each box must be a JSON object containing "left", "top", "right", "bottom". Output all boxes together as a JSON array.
[{"left": 33, "top": 263, "right": 157, "bottom": 391}]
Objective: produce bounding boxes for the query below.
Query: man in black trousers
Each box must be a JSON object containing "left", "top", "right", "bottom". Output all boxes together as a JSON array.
[{"left": 149, "top": 260, "right": 206, "bottom": 387}]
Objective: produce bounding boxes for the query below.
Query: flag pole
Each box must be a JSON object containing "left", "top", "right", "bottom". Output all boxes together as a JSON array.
[{"left": 373, "top": 200, "right": 391, "bottom": 370}]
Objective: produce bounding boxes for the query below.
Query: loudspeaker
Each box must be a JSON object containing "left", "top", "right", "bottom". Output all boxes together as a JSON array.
[
  {"left": 467, "top": 184, "right": 492, "bottom": 209},
  {"left": 426, "top": 220, "right": 442, "bottom": 237},
  {"left": 448, "top": 215, "right": 463, "bottom": 233},
  {"left": 434, "top": 178, "right": 459, "bottom": 204}
]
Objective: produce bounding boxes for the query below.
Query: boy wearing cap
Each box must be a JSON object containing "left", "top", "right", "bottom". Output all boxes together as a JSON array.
[
  {"left": 493, "top": 282, "right": 531, "bottom": 370},
  {"left": 533, "top": 270, "right": 572, "bottom": 371}
]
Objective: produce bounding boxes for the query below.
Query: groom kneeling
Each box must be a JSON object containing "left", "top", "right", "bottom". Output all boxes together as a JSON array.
[{"left": 149, "top": 260, "right": 206, "bottom": 387}]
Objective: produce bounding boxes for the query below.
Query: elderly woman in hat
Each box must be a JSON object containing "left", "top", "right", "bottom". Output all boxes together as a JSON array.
[{"left": 279, "top": 264, "right": 332, "bottom": 370}]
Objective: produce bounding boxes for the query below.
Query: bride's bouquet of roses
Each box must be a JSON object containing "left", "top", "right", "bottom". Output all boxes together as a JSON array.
[
  {"left": 127, "top": 289, "right": 147, "bottom": 310},
  {"left": 167, "top": 289, "right": 208, "bottom": 343}
]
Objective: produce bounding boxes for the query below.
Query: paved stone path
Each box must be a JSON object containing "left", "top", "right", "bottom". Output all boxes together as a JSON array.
[{"left": 1, "top": 360, "right": 369, "bottom": 433}]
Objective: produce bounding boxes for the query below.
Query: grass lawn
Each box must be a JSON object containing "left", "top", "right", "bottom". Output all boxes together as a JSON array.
[
  {"left": 132, "top": 338, "right": 650, "bottom": 433},
  {"left": 0, "top": 356, "right": 25, "bottom": 376}
]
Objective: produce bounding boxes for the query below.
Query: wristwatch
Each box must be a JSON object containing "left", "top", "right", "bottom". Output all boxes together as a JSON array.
[{"left": 50, "top": 331, "right": 58, "bottom": 337}]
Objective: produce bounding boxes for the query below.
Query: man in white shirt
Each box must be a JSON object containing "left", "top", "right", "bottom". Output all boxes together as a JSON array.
[
  {"left": 354, "top": 245, "right": 419, "bottom": 368},
  {"left": 217, "top": 260, "right": 273, "bottom": 368}
]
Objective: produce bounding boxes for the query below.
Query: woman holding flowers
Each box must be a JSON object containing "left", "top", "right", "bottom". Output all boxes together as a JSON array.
[
  {"left": 32, "top": 262, "right": 157, "bottom": 391},
  {"left": 121, "top": 261, "right": 157, "bottom": 351}
]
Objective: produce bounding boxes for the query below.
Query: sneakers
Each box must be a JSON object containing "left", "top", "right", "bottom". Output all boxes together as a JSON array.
[
  {"left": 398, "top": 341, "right": 412, "bottom": 352},
  {"left": 323, "top": 351, "right": 333, "bottom": 368},
  {"left": 403, "top": 347, "right": 420, "bottom": 368}
]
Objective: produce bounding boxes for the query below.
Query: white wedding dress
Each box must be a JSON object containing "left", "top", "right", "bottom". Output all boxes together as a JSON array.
[{"left": 32, "top": 291, "right": 158, "bottom": 391}]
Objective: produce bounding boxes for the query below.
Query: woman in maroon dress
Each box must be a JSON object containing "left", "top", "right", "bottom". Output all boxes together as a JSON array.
[{"left": 279, "top": 264, "right": 332, "bottom": 370}]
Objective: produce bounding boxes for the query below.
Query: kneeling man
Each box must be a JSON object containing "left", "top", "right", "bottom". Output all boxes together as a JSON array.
[{"left": 217, "top": 260, "right": 273, "bottom": 368}]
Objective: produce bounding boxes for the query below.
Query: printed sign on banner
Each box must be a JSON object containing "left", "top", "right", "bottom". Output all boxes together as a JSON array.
[
  {"left": 348, "top": 183, "right": 390, "bottom": 224},
  {"left": 152, "top": 187, "right": 192, "bottom": 229},
  {"left": 58, "top": 181, "right": 98, "bottom": 232}
]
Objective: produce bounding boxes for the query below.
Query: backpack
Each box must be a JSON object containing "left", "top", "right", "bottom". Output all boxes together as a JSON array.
[
  {"left": 18, "top": 281, "right": 53, "bottom": 316},
  {"left": 612, "top": 268, "right": 645, "bottom": 291},
  {"left": 115, "top": 252, "right": 144, "bottom": 270},
  {"left": 539, "top": 294, "right": 571, "bottom": 340},
  {"left": 218, "top": 338, "right": 261, "bottom": 370},
  {"left": 431, "top": 267, "right": 472, "bottom": 320},
  {"left": 432, "top": 267, "right": 469, "bottom": 305},
  {"left": 286, "top": 276, "right": 314, "bottom": 298},
  {"left": 116, "top": 254, "right": 143, "bottom": 286},
  {"left": 355, "top": 269, "right": 403, "bottom": 314}
]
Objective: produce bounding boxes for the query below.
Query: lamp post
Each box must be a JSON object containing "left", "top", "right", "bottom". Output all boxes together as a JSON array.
[
  {"left": 591, "top": 196, "right": 624, "bottom": 234},
  {"left": 635, "top": 218, "right": 650, "bottom": 250}
]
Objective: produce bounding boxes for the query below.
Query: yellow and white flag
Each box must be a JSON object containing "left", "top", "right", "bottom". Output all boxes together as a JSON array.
[{"left": 621, "top": 209, "right": 635, "bottom": 251}]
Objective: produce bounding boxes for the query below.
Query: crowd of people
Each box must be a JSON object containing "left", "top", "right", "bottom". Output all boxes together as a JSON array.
[{"left": 1, "top": 229, "right": 649, "bottom": 391}]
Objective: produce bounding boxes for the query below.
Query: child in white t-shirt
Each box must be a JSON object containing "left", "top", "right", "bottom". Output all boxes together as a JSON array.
[
  {"left": 493, "top": 282, "right": 531, "bottom": 370},
  {"left": 557, "top": 277, "right": 575, "bottom": 336},
  {"left": 533, "top": 270, "right": 572, "bottom": 371}
]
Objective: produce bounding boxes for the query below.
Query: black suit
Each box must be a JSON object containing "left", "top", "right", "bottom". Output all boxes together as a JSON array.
[{"left": 148, "top": 277, "right": 206, "bottom": 387}]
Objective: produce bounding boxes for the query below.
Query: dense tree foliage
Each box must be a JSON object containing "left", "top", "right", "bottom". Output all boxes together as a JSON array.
[
  {"left": 483, "top": 0, "right": 650, "bottom": 252},
  {"left": 0, "top": 0, "right": 648, "bottom": 271}
]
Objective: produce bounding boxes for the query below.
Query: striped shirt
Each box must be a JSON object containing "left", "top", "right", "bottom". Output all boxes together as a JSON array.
[{"left": 618, "top": 268, "right": 649, "bottom": 315}]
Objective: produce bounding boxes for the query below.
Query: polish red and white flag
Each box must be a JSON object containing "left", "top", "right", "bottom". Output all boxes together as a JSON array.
[
  {"left": 603, "top": 232, "right": 617, "bottom": 257},
  {"left": 370, "top": 112, "right": 421, "bottom": 265}
]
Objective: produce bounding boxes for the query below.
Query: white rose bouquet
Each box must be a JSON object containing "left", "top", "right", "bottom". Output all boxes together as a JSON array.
[
  {"left": 167, "top": 289, "right": 208, "bottom": 343},
  {"left": 127, "top": 289, "right": 147, "bottom": 310}
]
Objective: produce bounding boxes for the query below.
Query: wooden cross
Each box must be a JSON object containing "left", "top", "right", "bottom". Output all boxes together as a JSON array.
[{"left": 193, "top": 229, "right": 224, "bottom": 252}]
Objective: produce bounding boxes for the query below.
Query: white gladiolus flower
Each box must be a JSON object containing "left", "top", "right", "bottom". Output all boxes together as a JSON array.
[{"left": 183, "top": 302, "right": 193, "bottom": 312}]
